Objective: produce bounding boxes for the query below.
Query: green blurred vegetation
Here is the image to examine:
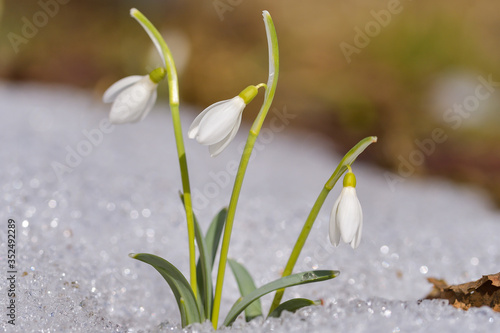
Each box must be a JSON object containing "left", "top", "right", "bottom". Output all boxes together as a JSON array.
[{"left": 1, "top": 0, "right": 500, "bottom": 205}]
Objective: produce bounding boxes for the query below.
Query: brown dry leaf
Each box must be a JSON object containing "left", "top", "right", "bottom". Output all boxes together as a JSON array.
[{"left": 425, "top": 272, "right": 500, "bottom": 312}]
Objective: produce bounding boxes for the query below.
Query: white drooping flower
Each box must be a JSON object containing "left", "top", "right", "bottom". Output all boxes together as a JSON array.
[
  {"left": 103, "top": 67, "right": 165, "bottom": 124},
  {"left": 329, "top": 167, "right": 363, "bottom": 249},
  {"left": 188, "top": 85, "right": 261, "bottom": 157}
]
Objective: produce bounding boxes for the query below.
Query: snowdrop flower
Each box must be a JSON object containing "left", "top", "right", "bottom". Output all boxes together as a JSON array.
[
  {"left": 188, "top": 84, "right": 264, "bottom": 157},
  {"left": 329, "top": 166, "right": 363, "bottom": 249},
  {"left": 103, "top": 67, "right": 166, "bottom": 124}
]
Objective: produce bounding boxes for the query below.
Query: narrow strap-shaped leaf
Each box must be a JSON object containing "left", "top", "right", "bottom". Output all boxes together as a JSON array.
[
  {"left": 130, "top": 253, "right": 203, "bottom": 326},
  {"left": 196, "top": 207, "right": 227, "bottom": 318},
  {"left": 223, "top": 270, "right": 338, "bottom": 326},
  {"left": 205, "top": 208, "right": 227, "bottom": 267},
  {"left": 193, "top": 217, "right": 213, "bottom": 319},
  {"left": 179, "top": 193, "right": 213, "bottom": 319},
  {"left": 228, "top": 259, "right": 262, "bottom": 321},
  {"left": 268, "top": 298, "right": 320, "bottom": 318}
]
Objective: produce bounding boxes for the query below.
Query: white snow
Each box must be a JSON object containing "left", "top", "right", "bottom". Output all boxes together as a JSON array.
[{"left": 1, "top": 82, "right": 499, "bottom": 332}]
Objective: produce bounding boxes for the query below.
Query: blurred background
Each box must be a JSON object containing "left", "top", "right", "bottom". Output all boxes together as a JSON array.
[{"left": 1, "top": 0, "right": 500, "bottom": 205}]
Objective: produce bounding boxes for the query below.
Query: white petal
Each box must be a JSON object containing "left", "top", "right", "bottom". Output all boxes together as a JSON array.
[
  {"left": 329, "top": 196, "right": 342, "bottom": 247},
  {"left": 109, "top": 96, "right": 141, "bottom": 124},
  {"left": 109, "top": 77, "right": 157, "bottom": 124},
  {"left": 139, "top": 89, "right": 157, "bottom": 122},
  {"left": 103, "top": 75, "right": 143, "bottom": 103},
  {"left": 337, "top": 187, "right": 361, "bottom": 244},
  {"left": 208, "top": 113, "right": 242, "bottom": 157},
  {"left": 196, "top": 97, "right": 245, "bottom": 145},
  {"left": 351, "top": 212, "right": 363, "bottom": 249},
  {"left": 188, "top": 99, "right": 229, "bottom": 139}
]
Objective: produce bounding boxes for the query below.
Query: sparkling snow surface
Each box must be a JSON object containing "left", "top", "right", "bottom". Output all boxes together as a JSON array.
[{"left": 1, "top": 83, "right": 500, "bottom": 332}]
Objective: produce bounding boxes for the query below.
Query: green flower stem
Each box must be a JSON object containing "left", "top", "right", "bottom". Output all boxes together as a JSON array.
[
  {"left": 211, "top": 11, "right": 279, "bottom": 329},
  {"left": 268, "top": 136, "right": 377, "bottom": 314},
  {"left": 131, "top": 9, "right": 197, "bottom": 299}
]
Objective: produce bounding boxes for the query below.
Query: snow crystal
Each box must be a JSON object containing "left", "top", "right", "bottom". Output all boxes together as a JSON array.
[{"left": 1, "top": 82, "right": 499, "bottom": 332}]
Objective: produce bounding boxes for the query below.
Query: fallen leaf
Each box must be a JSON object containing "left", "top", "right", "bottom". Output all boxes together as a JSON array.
[{"left": 425, "top": 272, "right": 500, "bottom": 312}]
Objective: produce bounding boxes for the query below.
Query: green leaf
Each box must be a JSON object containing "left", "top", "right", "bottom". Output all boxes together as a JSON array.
[
  {"left": 195, "top": 207, "right": 226, "bottom": 318},
  {"left": 268, "top": 298, "right": 320, "bottom": 318},
  {"left": 179, "top": 193, "right": 214, "bottom": 319},
  {"left": 228, "top": 259, "right": 262, "bottom": 321},
  {"left": 205, "top": 208, "right": 227, "bottom": 267},
  {"left": 130, "top": 253, "right": 203, "bottom": 327},
  {"left": 223, "top": 270, "right": 339, "bottom": 326},
  {"left": 193, "top": 217, "right": 212, "bottom": 319}
]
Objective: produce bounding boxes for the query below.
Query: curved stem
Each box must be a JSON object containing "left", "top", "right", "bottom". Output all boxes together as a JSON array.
[
  {"left": 211, "top": 11, "right": 279, "bottom": 329},
  {"left": 268, "top": 136, "right": 377, "bottom": 314},
  {"left": 131, "top": 9, "right": 197, "bottom": 299}
]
